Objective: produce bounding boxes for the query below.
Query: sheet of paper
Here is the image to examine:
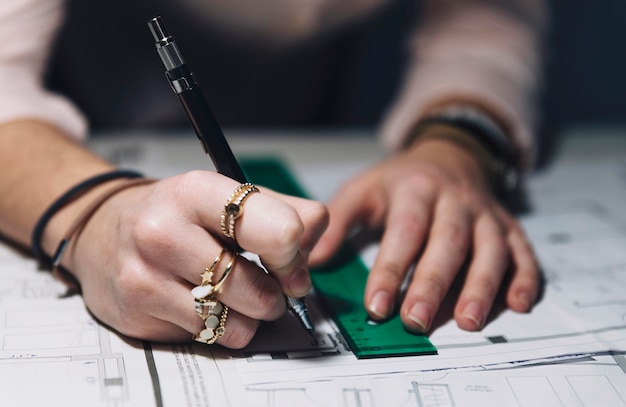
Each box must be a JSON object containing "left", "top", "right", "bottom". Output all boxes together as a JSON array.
[
  {"left": 0, "top": 246, "right": 158, "bottom": 406},
  {"left": 2, "top": 129, "right": 626, "bottom": 406}
]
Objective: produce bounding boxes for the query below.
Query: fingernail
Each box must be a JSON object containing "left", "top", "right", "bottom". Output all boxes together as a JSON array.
[
  {"left": 462, "top": 301, "right": 485, "bottom": 329},
  {"left": 518, "top": 292, "right": 531, "bottom": 312},
  {"left": 368, "top": 291, "right": 392, "bottom": 319},
  {"left": 288, "top": 268, "right": 311, "bottom": 297},
  {"left": 408, "top": 302, "right": 431, "bottom": 332}
]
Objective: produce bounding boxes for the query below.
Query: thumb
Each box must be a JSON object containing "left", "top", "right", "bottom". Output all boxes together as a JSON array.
[{"left": 309, "top": 190, "right": 371, "bottom": 266}]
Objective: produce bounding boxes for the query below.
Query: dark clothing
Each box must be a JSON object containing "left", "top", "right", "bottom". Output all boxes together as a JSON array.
[{"left": 46, "top": 0, "right": 413, "bottom": 131}]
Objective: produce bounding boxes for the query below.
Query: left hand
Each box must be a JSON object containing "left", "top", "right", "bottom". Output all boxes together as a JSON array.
[{"left": 310, "top": 136, "right": 539, "bottom": 332}]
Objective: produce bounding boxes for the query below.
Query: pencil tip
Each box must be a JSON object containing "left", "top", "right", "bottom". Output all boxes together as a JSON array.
[{"left": 287, "top": 296, "right": 315, "bottom": 333}]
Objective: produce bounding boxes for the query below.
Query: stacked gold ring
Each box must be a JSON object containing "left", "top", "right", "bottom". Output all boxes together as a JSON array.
[
  {"left": 220, "top": 183, "right": 259, "bottom": 240},
  {"left": 191, "top": 249, "right": 236, "bottom": 344}
]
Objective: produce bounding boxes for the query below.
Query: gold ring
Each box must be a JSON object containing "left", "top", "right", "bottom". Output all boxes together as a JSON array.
[
  {"left": 193, "top": 299, "right": 228, "bottom": 344},
  {"left": 191, "top": 249, "right": 237, "bottom": 344},
  {"left": 220, "top": 183, "right": 259, "bottom": 240}
]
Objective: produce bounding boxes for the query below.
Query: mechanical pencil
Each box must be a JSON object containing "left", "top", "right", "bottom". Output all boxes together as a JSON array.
[{"left": 147, "top": 16, "right": 314, "bottom": 334}]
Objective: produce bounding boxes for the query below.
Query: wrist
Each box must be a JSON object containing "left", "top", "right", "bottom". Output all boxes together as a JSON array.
[
  {"left": 33, "top": 169, "right": 145, "bottom": 269},
  {"left": 50, "top": 177, "right": 155, "bottom": 291},
  {"left": 406, "top": 104, "right": 520, "bottom": 198},
  {"left": 406, "top": 124, "right": 495, "bottom": 189}
]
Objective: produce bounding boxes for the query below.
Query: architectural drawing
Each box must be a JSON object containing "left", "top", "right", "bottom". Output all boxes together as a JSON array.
[
  {"left": 0, "top": 252, "right": 153, "bottom": 406},
  {"left": 4, "top": 132, "right": 626, "bottom": 406}
]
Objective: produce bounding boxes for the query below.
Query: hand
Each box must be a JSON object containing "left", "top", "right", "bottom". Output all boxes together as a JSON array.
[
  {"left": 63, "top": 171, "right": 328, "bottom": 347},
  {"left": 310, "top": 136, "right": 539, "bottom": 332}
]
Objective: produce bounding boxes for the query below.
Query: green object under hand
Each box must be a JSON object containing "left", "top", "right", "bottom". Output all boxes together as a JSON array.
[{"left": 241, "top": 157, "right": 437, "bottom": 359}]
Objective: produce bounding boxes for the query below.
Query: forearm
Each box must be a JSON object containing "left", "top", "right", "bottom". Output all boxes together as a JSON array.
[
  {"left": 0, "top": 120, "right": 113, "bottom": 253},
  {"left": 380, "top": 0, "right": 548, "bottom": 170}
]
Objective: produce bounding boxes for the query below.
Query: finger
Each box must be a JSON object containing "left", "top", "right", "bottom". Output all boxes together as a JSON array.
[
  {"left": 211, "top": 253, "right": 286, "bottom": 320},
  {"left": 87, "top": 267, "right": 261, "bottom": 348},
  {"left": 174, "top": 173, "right": 312, "bottom": 297},
  {"left": 309, "top": 176, "right": 380, "bottom": 266},
  {"left": 400, "top": 195, "right": 472, "bottom": 332},
  {"left": 111, "top": 308, "right": 260, "bottom": 350},
  {"left": 162, "top": 238, "right": 288, "bottom": 320},
  {"left": 130, "top": 182, "right": 302, "bottom": 310},
  {"left": 174, "top": 172, "right": 301, "bottom": 262},
  {"left": 128, "top": 216, "right": 288, "bottom": 321},
  {"left": 265, "top": 191, "right": 329, "bottom": 259},
  {"left": 154, "top": 287, "right": 261, "bottom": 349},
  {"left": 453, "top": 212, "right": 509, "bottom": 331},
  {"left": 172, "top": 276, "right": 262, "bottom": 349},
  {"left": 155, "top": 253, "right": 278, "bottom": 348},
  {"left": 228, "top": 189, "right": 314, "bottom": 298},
  {"left": 364, "top": 184, "right": 435, "bottom": 320},
  {"left": 504, "top": 219, "right": 540, "bottom": 312}
]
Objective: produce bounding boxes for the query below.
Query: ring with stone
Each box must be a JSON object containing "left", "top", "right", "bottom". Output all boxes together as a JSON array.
[{"left": 220, "top": 183, "right": 259, "bottom": 240}]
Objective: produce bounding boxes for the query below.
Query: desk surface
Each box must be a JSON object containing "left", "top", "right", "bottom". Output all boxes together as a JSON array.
[
  {"left": 89, "top": 128, "right": 385, "bottom": 203},
  {"left": 1, "top": 127, "right": 626, "bottom": 407}
]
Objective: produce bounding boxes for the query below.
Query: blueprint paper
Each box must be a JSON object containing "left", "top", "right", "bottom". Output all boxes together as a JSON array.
[{"left": 1, "top": 129, "right": 626, "bottom": 406}]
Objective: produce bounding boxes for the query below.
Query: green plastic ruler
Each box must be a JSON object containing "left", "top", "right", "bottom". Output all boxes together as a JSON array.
[{"left": 241, "top": 156, "right": 437, "bottom": 359}]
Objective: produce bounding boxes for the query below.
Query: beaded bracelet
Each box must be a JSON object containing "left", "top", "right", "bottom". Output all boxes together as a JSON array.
[
  {"left": 409, "top": 105, "right": 519, "bottom": 198},
  {"left": 31, "top": 169, "right": 144, "bottom": 268}
]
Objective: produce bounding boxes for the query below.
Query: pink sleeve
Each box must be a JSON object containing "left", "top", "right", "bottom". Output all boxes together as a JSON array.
[
  {"left": 379, "top": 0, "right": 548, "bottom": 169},
  {"left": 0, "top": 0, "right": 87, "bottom": 141}
]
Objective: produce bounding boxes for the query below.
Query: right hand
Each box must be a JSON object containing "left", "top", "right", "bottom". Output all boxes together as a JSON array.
[{"left": 62, "top": 170, "right": 328, "bottom": 347}]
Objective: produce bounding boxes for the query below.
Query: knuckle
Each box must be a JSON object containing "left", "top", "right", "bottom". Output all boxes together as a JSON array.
[
  {"left": 172, "top": 171, "right": 213, "bottom": 205},
  {"left": 396, "top": 213, "right": 426, "bottom": 240},
  {"left": 502, "top": 214, "right": 525, "bottom": 236},
  {"left": 118, "top": 322, "right": 151, "bottom": 339},
  {"left": 403, "top": 171, "right": 438, "bottom": 194},
  {"left": 268, "top": 209, "right": 305, "bottom": 252},
  {"left": 441, "top": 221, "right": 469, "bottom": 252},
  {"left": 489, "top": 233, "right": 509, "bottom": 253},
  {"left": 515, "top": 264, "right": 540, "bottom": 287},
  {"left": 374, "top": 262, "right": 408, "bottom": 287},
  {"left": 246, "top": 273, "right": 285, "bottom": 319},
  {"left": 306, "top": 201, "right": 329, "bottom": 227},
  {"left": 337, "top": 179, "right": 358, "bottom": 196},
  {"left": 222, "top": 320, "right": 257, "bottom": 349},
  {"left": 130, "top": 214, "right": 176, "bottom": 254},
  {"left": 448, "top": 183, "right": 489, "bottom": 212},
  {"left": 115, "top": 265, "right": 157, "bottom": 317},
  {"left": 473, "top": 277, "right": 500, "bottom": 299},
  {"left": 416, "top": 272, "right": 448, "bottom": 303},
  {"left": 177, "top": 170, "right": 208, "bottom": 192},
  {"left": 506, "top": 216, "right": 522, "bottom": 230},
  {"left": 455, "top": 184, "right": 478, "bottom": 203}
]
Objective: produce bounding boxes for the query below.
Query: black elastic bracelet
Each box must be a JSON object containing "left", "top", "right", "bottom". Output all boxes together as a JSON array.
[
  {"left": 416, "top": 116, "right": 515, "bottom": 169},
  {"left": 412, "top": 115, "right": 519, "bottom": 196},
  {"left": 31, "top": 169, "right": 144, "bottom": 268}
]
